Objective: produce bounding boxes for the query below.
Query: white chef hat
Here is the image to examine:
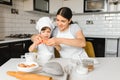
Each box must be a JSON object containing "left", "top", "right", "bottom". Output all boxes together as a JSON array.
[{"left": 36, "top": 17, "right": 55, "bottom": 33}]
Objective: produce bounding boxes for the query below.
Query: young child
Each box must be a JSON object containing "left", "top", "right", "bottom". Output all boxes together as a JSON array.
[
  {"left": 29, "top": 26, "right": 61, "bottom": 53},
  {"left": 29, "top": 17, "right": 60, "bottom": 65}
]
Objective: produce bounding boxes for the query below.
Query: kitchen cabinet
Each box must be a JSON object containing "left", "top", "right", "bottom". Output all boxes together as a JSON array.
[
  {"left": 10, "top": 41, "right": 25, "bottom": 58},
  {"left": 0, "top": 43, "right": 10, "bottom": 66},
  {"left": 0, "top": 40, "right": 32, "bottom": 66},
  {"left": 23, "top": 0, "right": 49, "bottom": 13},
  {"left": 49, "top": 0, "right": 83, "bottom": 14},
  {"left": 24, "top": 40, "right": 33, "bottom": 53},
  {"left": 49, "top": 0, "right": 62, "bottom": 14},
  {"left": 63, "top": 0, "right": 83, "bottom": 14},
  {"left": 105, "top": 38, "right": 118, "bottom": 57},
  {"left": 10, "top": 40, "right": 32, "bottom": 58},
  {"left": 86, "top": 37, "right": 105, "bottom": 57},
  {"left": 0, "top": 0, "right": 12, "bottom": 5},
  {"left": 118, "top": 39, "right": 120, "bottom": 57},
  {"left": 108, "top": 0, "right": 120, "bottom": 12}
]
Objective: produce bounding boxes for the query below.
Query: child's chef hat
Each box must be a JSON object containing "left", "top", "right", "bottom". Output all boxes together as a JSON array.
[{"left": 36, "top": 17, "right": 55, "bottom": 33}]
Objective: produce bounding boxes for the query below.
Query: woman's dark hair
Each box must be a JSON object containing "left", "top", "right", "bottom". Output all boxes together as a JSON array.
[{"left": 56, "top": 7, "right": 73, "bottom": 24}]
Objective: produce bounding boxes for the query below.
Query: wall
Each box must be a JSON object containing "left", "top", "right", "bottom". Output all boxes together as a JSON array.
[
  {"left": 0, "top": 0, "right": 49, "bottom": 38},
  {"left": 1, "top": 0, "right": 120, "bottom": 38},
  {"left": 72, "top": 13, "right": 120, "bottom": 36}
]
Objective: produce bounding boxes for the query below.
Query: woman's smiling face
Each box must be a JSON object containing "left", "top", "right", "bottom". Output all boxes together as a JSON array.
[{"left": 56, "top": 15, "right": 71, "bottom": 32}]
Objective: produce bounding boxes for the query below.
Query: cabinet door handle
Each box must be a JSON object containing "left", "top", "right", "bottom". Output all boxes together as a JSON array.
[
  {"left": 23, "top": 43, "right": 25, "bottom": 48},
  {"left": 107, "top": 53, "right": 117, "bottom": 55},
  {"left": 87, "top": 39, "right": 94, "bottom": 41},
  {"left": 14, "top": 43, "right": 23, "bottom": 46},
  {"left": 0, "top": 45, "right": 9, "bottom": 48}
]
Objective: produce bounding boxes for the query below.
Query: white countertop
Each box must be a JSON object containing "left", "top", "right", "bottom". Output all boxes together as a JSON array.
[
  {"left": 71, "top": 57, "right": 120, "bottom": 80},
  {"left": 0, "top": 34, "right": 120, "bottom": 44},
  {"left": 0, "top": 38, "right": 31, "bottom": 44},
  {"left": 85, "top": 34, "right": 120, "bottom": 38},
  {"left": 0, "top": 58, "right": 120, "bottom": 80}
]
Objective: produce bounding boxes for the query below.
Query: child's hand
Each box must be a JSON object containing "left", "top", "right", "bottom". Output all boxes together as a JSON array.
[
  {"left": 33, "top": 34, "right": 43, "bottom": 45},
  {"left": 42, "top": 39, "right": 48, "bottom": 44},
  {"left": 35, "top": 39, "right": 42, "bottom": 45}
]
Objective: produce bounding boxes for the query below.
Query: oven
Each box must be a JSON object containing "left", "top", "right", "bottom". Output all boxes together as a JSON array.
[{"left": 84, "top": 0, "right": 108, "bottom": 12}]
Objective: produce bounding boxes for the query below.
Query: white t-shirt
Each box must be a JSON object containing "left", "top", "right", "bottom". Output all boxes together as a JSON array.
[
  {"left": 52, "top": 24, "right": 88, "bottom": 59},
  {"left": 52, "top": 24, "right": 81, "bottom": 37}
]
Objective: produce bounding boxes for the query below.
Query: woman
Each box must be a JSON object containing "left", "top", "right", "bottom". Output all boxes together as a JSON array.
[{"left": 31, "top": 7, "right": 88, "bottom": 59}]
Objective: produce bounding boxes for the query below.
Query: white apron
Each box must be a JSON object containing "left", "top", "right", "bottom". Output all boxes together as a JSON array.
[
  {"left": 37, "top": 44, "right": 54, "bottom": 65},
  {"left": 37, "top": 44, "right": 54, "bottom": 56},
  {"left": 56, "top": 28, "right": 88, "bottom": 59}
]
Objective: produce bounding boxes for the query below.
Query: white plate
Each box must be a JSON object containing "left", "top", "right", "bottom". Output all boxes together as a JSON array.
[{"left": 17, "top": 62, "right": 40, "bottom": 72}]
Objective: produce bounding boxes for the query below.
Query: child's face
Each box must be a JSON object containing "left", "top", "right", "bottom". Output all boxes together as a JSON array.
[{"left": 40, "top": 28, "right": 51, "bottom": 40}]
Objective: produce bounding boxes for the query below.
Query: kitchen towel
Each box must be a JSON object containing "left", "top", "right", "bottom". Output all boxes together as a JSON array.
[{"left": 36, "top": 17, "right": 55, "bottom": 33}]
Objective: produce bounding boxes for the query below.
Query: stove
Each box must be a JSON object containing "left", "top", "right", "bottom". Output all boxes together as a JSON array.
[{"left": 6, "top": 34, "right": 33, "bottom": 38}]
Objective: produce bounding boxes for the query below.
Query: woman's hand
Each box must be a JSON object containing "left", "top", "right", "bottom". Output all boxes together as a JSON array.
[
  {"left": 46, "top": 37, "right": 59, "bottom": 46},
  {"left": 46, "top": 30, "right": 86, "bottom": 48}
]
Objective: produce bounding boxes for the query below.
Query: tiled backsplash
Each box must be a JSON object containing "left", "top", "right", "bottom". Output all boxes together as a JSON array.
[
  {"left": 0, "top": 0, "right": 49, "bottom": 37},
  {"left": 73, "top": 13, "right": 120, "bottom": 36},
  {"left": 0, "top": 0, "right": 120, "bottom": 37}
]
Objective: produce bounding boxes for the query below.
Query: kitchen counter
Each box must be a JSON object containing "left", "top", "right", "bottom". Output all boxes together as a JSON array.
[
  {"left": 1, "top": 58, "right": 120, "bottom": 80},
  {"left": 84, "top": 34, "right": 120, "bottom": 38},
  {"left": 1, "top": 34, "right": 120, "bottom": 44},
  {"left": 85, "top": 34, "right": 120, "bottom": 38},
  {"left": 0, "top": 38, "right": 31, "bottom": 44}
]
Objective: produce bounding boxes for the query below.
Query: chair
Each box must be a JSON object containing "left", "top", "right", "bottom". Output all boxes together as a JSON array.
[
  {"left": 54, "top": 48, "right": 60, "bottom": 58},
  {"left": 84, "top": 41, "right": 95, "bottom": 57}
]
